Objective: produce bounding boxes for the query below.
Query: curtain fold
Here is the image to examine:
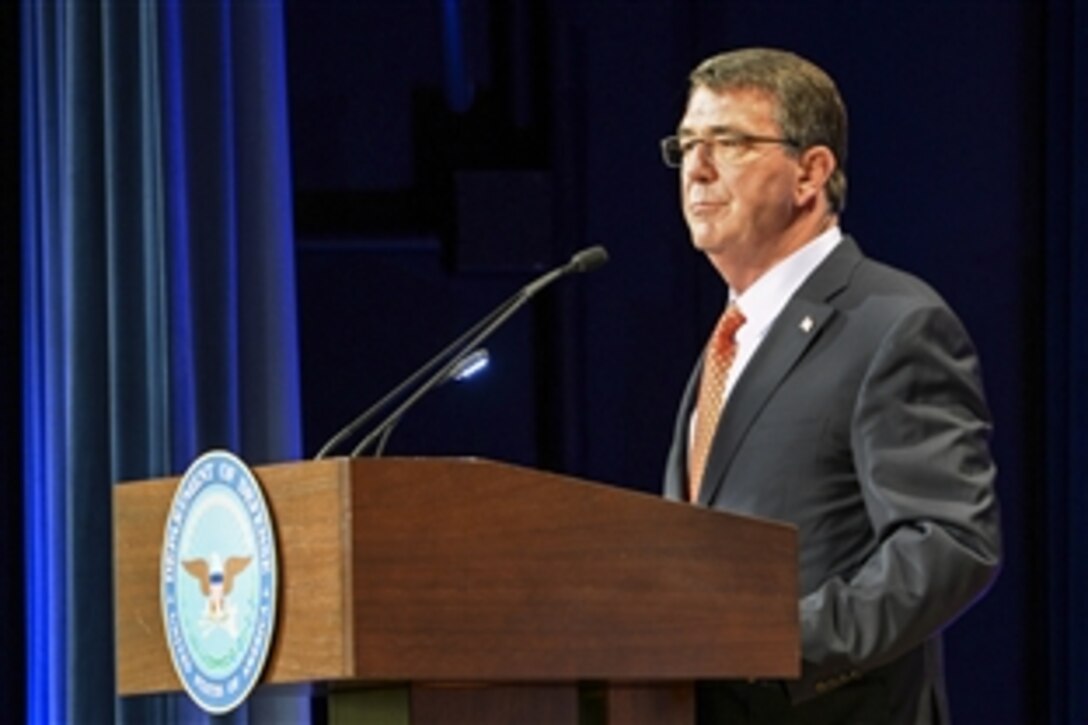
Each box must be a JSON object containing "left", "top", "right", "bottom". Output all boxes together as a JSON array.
[{"left": 22, "top": 1, "right": 304, "bottom": 721}]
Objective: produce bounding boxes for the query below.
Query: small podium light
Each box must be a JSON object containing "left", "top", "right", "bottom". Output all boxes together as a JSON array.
[{"left": 451, "top": 348, "right": 489, "bottom": 382}]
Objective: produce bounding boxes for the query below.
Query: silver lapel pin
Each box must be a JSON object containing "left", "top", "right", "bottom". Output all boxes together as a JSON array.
[{"left": 800, "top": 316, "right": 815, "bottom": 333}]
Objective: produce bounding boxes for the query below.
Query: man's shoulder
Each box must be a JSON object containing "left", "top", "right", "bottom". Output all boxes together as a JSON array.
[
  {"left": 837, "top": 238, "right": 949, "bottom": 310},
  {"left": 855, "top": 256, "right": 943, "bottom": 302},
  {"left": 822, "top": 243, "right": 970, "bottom": 349}
]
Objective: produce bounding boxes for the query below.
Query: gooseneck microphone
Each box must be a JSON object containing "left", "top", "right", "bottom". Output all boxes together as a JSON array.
[
  {"left": 313, "top": 303, "right": 509, "bottom": 459},
  {"left": 313, "top": 246, "right": 609, "bottom": 459},
  {"left": 347, "top": 246, "right": 609, "bottom": 458}
]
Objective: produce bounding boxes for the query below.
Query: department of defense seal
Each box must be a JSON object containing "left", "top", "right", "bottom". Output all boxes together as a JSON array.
[{"left": 161, "top": 450, "right": 278, "bottom": 714}]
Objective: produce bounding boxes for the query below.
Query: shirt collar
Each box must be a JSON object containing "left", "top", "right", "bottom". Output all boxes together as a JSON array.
[{"left": 732, "top": 226, "right": 843, "bottom": 344}]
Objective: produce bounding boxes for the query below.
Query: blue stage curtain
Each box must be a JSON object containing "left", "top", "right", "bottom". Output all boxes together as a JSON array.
[
  {"left": 1045, "top": 0, "right": 1088, "bottom": 722},
  {"left": 22, "top": 1, "right": 305, "bottom": 722}
]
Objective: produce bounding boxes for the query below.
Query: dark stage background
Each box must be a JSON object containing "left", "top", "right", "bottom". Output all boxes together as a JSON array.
[
  {"left": 289, "top": 2, "right": 1042, "bottom": 723},
  {"left": 8, "top": 0, "right": 1086, "bottom": 723}
]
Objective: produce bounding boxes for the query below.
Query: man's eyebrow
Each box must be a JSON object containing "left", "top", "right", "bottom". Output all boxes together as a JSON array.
[{"left": 677, "top": 124, "right": 743, "bottom": 138}]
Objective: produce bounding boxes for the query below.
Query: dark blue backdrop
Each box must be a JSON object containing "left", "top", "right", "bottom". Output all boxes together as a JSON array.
[
  {"left": 289, "top": 2, "right": 1081, "bottom": 723},
  {"left": 7, "top": 0, "right": 1085, "bottom": 722}
]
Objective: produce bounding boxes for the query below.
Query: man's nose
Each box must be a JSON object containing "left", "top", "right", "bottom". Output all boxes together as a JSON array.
[{"left": 686, "top": 143, "right": 717, "bottom": 181}]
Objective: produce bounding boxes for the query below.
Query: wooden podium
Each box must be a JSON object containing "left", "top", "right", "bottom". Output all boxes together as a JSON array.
[{"left": 114, "top": 457, "right": 798, "bottom": 723}]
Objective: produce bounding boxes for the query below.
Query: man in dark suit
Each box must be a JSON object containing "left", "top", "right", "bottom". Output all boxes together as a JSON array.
[{"left": 661, "top": 48, "right": 1001, "bottom": 724}]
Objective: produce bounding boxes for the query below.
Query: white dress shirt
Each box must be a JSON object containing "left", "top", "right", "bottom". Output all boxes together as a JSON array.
[{"left": 692, "top": 226, "right": 844, "bottom": 436}]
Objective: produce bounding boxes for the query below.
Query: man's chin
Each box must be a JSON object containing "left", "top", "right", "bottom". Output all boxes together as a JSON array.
[
  {"left": 690, "top": 234, "right": 730, "bottom": 255},
  {"left": 686, "top": 220, "right": 730, "bottom": 252}
]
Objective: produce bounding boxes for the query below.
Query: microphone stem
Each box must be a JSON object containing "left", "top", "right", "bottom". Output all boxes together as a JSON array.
[
  {"left": 318, "top": 245, "right": 606, "bottom": 459},
  {"left": 350, "top": 283, "right": 538, "bottom": 457},
  {"left": 314, "top": 287, "right": 522, "bottom": 459},
  {"left": 374, "top": 420, "right": 397, "bottom": 457}
]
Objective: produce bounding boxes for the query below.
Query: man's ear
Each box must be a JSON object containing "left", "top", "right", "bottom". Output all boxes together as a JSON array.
[{"left": 795, "top": 145, "right": 836, "bottom": 207}]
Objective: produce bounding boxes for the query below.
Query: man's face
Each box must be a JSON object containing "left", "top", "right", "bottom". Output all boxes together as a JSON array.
[{"left": 677, "top": 86, "right": 801, "bottom": 266}]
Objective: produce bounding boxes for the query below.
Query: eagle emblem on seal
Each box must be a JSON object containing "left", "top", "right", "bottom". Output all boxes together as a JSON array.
[{"left": 181, "top": 553, "right": 252, "bottom": 638}]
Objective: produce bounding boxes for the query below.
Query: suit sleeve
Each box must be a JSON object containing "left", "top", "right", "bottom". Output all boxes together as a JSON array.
[{"left": 793, "top": 302, "right": 1001, "bottom": 695}]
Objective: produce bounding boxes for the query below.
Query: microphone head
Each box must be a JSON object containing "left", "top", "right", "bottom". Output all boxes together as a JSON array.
[{"left": 568, "top": 246, "right": 609, "bottom": 274}]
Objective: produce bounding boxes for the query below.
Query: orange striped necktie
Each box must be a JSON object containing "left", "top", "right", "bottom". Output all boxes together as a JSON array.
[{"left": 688, "top": 302, "right": 746, "bottom": 502}]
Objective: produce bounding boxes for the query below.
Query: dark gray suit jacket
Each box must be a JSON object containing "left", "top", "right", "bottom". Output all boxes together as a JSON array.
[{"left": 664, "top": 238, "right": 1001, "bottom": 724}]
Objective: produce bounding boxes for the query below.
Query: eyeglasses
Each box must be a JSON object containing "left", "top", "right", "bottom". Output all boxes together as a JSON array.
[{"left": 660, "top": 133, "right": 799, "bottom": 168}]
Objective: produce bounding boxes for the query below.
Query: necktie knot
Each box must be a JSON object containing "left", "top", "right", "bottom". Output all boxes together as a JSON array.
[{"left": 712, "top": 303, "right": 746, "bottom": 357}]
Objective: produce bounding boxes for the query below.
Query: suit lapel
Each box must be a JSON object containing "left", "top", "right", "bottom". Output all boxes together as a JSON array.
[
  {"left": 695, "top": 238, "right": 864, "bottom": 507},
  {"left": 664, "top": 363, "right": 700, "bottom": 501}
]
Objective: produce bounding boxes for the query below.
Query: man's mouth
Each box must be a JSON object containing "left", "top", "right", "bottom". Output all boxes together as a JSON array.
[{"left": 689, "top": 200, "right": 725, "bottom": 215}]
